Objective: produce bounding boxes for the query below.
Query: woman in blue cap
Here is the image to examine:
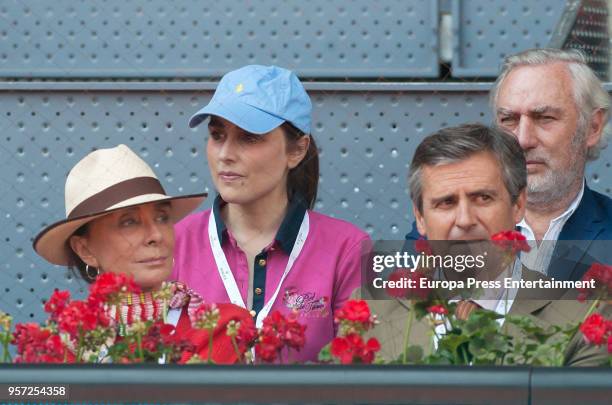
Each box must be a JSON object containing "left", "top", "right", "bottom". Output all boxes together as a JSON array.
[{"left": 172, "top": 65, "right": 370, "bottom": 362}]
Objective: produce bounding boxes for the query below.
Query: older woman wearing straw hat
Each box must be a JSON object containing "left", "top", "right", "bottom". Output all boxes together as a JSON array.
[{"left": 33, "top": 144, "right": 252, "bottom": 363}]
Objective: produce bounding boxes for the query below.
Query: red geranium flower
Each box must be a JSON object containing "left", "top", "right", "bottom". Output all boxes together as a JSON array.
[
  {"left": 11, "top": 323, "right": 46, "bottom": 355},
  {"left": 57, "top": 301, "right": 97, "bottom": 336},
  {"left": 255, "top": 334, "right": 282, "bottom": 363},
  {"left": 427, "top": 304, "right": 448, "bottom": 315},
  {"left": 386, "top": 269, "right": 412, "bottom": 298},
  {"left": 360, "top": 337, "right": 381, "bottom": 364},
  {"left": 580, "top": 313, "right": 607, "bottom": 345},
  {"left": 491, "top": 230, "right": 531, "bottom": 254},
  {"left": 578, "top": 263, "right": 612, "bottom": 302},
  {"left": 89, "top": 272, "right": 140, "bottom": 304},
  {"left": 139, "top": 320, "right": 177, "bottom": 355},
  {"left": 607, "top": 335, "right": 612, "bottom": 354},
  {"left": 235, "top": 317, "right": 258, "bottom": 353},
  {"left": 335, "top": 300, "right": 372, "bottom": 325},
  {"left": 386, "top": 270, "right": 430, "bottom": 300},
  {"left": 11, "top": 323, "right": 74, "bottom": 363},
  {"left": 330, "top": 335, "right": 352, "bottom": 364},
  {"left": 254, "top": 310, "right": 307, "bottom": 363},
  {"left": 56, "top": 300, "right": 110, "bottom": 338},
  {"left": 330, "top": 333, "right": 380, "bottom": 364},
  {"left": 334, "top": 299, "right": 377, "bottom": 335},
  {"left": 44, "top": 289, "right": 70, "bottom": 321},
  {"left": 283, "top": 315, "right": 306, "bottom": 351},
  {"left": 415, "top": 238, "right": 433, "bottom": 255},
  {"left": 261, "top": 311, "right": 286, "bottom": 332},
  {"left": 43, "top": 334, "right": 75, "bottom": 363}
]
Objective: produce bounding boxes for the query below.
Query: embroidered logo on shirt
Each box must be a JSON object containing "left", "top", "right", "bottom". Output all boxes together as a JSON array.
[{"left": 283, "top": 287, "right": 329, "bottom": 317}]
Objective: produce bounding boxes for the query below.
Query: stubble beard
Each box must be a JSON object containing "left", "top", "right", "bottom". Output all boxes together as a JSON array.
[{"left": 525, "top": 124, "right": 588, "bottom": 212}]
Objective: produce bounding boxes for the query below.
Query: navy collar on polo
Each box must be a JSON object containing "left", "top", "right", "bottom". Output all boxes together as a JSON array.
[{"left": 212, "top": 194, "right": 308, "bottom": 254}]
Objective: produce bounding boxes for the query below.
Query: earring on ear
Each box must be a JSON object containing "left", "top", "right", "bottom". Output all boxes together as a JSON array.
[{"left": 85, "top": 264, "right": 100, "bottom": 280}]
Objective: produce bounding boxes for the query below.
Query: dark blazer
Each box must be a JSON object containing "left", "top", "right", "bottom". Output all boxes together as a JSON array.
[
  {"left": 550, "top": 185, "right": 612, "bottom": 281},
  {"left": 404, "top": 184, "right": 612, "bottom": 281}
]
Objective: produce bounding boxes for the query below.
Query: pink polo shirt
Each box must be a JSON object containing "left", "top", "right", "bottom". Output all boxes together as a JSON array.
[{"left": 172, "top": 196, "right": 370, "bottom": 363}]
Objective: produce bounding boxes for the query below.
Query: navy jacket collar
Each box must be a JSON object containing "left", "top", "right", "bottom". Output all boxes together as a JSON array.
[
  {"left": 550, "top": 184, "right": 606, "bottom": 281},
  {"left": 212, "top": 194, "right": 308, "bottom": 254},
  {"left": 558, "top": 184, "right": 605, "bottom": 241}
]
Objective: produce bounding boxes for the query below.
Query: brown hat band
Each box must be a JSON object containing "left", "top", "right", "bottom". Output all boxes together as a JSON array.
[{"left": 68, "top": 177, "right": 166, "bottom": 219}]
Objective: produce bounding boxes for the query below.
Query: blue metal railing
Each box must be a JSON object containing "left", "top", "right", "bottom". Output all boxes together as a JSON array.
[{"left": 0, "top": 364, "right": 610, "bottom": 404}]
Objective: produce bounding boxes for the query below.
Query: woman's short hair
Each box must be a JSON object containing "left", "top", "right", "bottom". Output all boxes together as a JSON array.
[{"left": 65, "top": 223, "right": 94, "bottom": 283}]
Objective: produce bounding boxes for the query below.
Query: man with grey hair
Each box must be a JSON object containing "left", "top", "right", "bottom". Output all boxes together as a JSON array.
[
  {"left": 405, "top": 48, "right": 611, "bottom": 280},
  {"left": 491, "top": 48, "right": 612, "bottom": 281}
]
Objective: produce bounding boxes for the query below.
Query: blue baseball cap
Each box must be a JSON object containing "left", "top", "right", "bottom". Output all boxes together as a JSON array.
[{"left": 188, "top": 65, "right": 312, "bottom": 134}]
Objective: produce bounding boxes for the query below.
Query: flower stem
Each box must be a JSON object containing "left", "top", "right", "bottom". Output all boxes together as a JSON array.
[
  {"left": 502, "top": 296, "right": 509, "bottom": 336},
  {"left": 76, "top": 331, "right": 84, "bottom": 363},
  {"left": 582, "top": 298, "right": 600, "bottom": 323},
  {"left": 552, "top": 297, "right": 603, "bottom": 367},
  {"left": 136, "top": 332, "right": 144, "bottom": 362},
  {"left": 460, "top": 345, "right": 469, "bottom": 365},
  {"left": 162, "top": 301, "right": 168, "bottom": 324},
  {"left": 499, "top": 351, "right": 507, "bottom": 366},
  {"left": 207, "top": 327, "right": 214, "bottom": 364},
  {"left": 230, "top": 335, "right": 242, "bottom": 363},
  {"left": 402, "top": 301, "right": 415, "bottom": 364},
  {"left": 1, "top": 334, "right": 11, "bottom": 363},
  {"left": 446, "top": 308, "right": 456, "bottom": 331}
]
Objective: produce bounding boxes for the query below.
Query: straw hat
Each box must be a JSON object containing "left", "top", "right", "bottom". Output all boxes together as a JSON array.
[{"left": 33, "top": 144, "right": 206, "bottom": 265}]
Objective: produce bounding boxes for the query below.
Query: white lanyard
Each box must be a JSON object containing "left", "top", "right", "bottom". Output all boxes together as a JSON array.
[{"left": 208, "top": 210, "right": 310, "bottom": 328}]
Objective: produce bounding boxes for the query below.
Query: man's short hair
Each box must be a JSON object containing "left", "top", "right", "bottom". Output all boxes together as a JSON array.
[
  {"left": 490, "top": 48, "right": 610, "bottom": 161},
  {"left": 408, "top": 123, "right": 527, "bottom": 213}
]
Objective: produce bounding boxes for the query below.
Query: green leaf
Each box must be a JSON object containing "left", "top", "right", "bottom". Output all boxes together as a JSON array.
[
  {"left": 317, "top": 344, "right": 332, "bottom": 363},
  {"left": 423, "top": 352, "right": 453, "bottom": 365},
  {"left": 462, "top": 310, "right": 502, "bottom": 336},
  {"left": 413, "top": 300, "right": 434, "bottom": 320},
  {"left": 404, "top": 345, "right": 424, "bottom": 364},
  {"left": 438, "top": 334, "right": 470, "bottom": 354}
]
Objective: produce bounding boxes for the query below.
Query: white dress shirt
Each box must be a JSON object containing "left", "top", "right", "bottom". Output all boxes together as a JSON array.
[
  {"left": 517, "top": 182, "right": 585, "bottom": 276},
  {"left": 472, "top": 258, "right": 523, "bottom": 318},
  {"left": 433, "top": 259, "right": 523, "bottom": 347}
]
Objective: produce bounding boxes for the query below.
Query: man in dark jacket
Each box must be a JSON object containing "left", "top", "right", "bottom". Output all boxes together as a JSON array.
[{"left": 406, "top": 48, "right": 612, "bottom": 281}]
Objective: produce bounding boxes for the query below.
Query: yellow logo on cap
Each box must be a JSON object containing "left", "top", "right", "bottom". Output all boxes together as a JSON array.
[{"left": 235, "top": 83, "right": 244, "bottom": 93}]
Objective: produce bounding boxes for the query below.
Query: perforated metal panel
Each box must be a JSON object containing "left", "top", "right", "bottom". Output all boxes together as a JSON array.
[
  {"left": 450, "top": 0, "right": 566, "bottom": 77},
  {"left": 559, "top": 0, "right": 610, "bottom": 79},
  {"left": 2, "top": 84, "right": 611, "bottom": 326},
  {"left": 0, "top": 0, "right": 439, "bottom": 78}
]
